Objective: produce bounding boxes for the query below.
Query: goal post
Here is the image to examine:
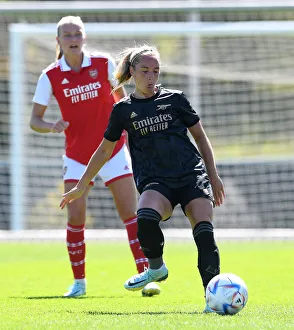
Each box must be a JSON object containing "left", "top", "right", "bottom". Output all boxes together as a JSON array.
[
  {"left": 9, "top": 26, "right": 28, "bottom": 231},
  {"left": 9, "top": 20, "right": 294, "bottom": 231}
]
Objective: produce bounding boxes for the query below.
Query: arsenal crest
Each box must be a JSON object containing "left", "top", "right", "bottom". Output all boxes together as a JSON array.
[{"left": 89, "top": 69, "right": 98, "bottom": 79}]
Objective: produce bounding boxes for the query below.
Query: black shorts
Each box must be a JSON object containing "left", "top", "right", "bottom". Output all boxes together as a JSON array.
[{"left": 141, "top": 178, "right": 214, "bottom": 216}]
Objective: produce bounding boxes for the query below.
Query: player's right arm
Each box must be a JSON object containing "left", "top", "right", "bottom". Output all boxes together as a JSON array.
[
  {"left": 30, "top": 103, "right": 69, "bottom": 133},
  {"left": 60, "top": 138, "right": 116, "bottom": 209},
  {"left": 30, "top": 71, "right": 69, "bottom": 133}
]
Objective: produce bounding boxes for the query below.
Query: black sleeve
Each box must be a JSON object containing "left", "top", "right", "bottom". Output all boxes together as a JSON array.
[
  {"left": 104, "top": 104, "right": 125, "bottom": 142},
  {"left": 177, "top": 92, "right": 200, "bottom": 127}
]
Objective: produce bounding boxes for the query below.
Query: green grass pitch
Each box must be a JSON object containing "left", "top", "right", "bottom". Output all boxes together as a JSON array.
[{"left": 0, "top": 240, "right": 293, "bottom": 329}]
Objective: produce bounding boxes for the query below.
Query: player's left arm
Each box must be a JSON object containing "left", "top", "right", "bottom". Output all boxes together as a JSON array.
[
  {"left": 189, "top": 122, "right": 225, "bottom": 206},
  {"left": 111, "top": 85, "right": 128, "bottom": 147}
]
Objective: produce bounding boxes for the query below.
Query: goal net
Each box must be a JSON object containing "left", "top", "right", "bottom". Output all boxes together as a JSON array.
[{"left": 7, "top": 20, "right": 294, "bottom": 231}]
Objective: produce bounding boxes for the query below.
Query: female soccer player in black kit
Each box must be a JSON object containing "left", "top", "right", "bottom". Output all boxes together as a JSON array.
[{"left": 60, "top": 45, "right": 225, "bottom": 312}]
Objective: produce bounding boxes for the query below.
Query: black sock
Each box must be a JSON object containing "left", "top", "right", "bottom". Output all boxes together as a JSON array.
[
  {"left": 193, "top": 221, "right": 220, "bottom": 288},
  {"left": 148, "top": 257, "right": 163, "bottom": 269},
  {"left": 137, "top": 208, "right": 164, "bottom": 259}
]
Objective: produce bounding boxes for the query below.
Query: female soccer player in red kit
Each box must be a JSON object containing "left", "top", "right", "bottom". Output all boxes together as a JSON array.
[{"left": 30, "top": 16, "right": 158, "bottom": 297}]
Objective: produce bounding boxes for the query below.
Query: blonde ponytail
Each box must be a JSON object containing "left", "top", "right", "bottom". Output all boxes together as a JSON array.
[
  {"left": 113, "top": 44, "right": 160, "bottom": 92},
  {"left": 55, "top": 44, "right": 63, "bottom": 60}
]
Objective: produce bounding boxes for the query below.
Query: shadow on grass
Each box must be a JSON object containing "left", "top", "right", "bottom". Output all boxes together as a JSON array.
[
  {"left": 85, "top": 310, "right": 202, "bottom": 315},
  {"left": 16, "top": 295, "right": 126, "bottom": 300},
  {"left": 11, "top": 297, "right": 204, "bottom": 315}
]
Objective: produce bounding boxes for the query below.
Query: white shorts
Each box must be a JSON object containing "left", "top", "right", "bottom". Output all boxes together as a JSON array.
[{"left": 62, "top": 144, "right": 133, "bottom": 186}]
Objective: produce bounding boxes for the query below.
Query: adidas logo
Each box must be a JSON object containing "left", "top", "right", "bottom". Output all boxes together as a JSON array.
[
  {"left": 130, "top": 112, "right": 137, "bottom": 118},
  {"left": 61, "top": 78, "right": 69, "bottom": 84},
  {"left": 124, "top": 165, "right": 129, "bottom": 170}
]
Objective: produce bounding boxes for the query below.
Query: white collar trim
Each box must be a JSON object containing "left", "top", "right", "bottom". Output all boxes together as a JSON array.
[{"left": 59, "top": 51, "right": 91, "bottom": 71}]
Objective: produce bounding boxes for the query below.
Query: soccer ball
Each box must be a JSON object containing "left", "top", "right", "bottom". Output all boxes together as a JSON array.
[{"left": 205, "top": 273, "right": 248, "bottom": 315}]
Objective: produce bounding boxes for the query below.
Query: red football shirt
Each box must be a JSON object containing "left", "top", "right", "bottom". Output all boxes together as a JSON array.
[{"left": 33, "top": 51, "right": 125, "bottom": 165}]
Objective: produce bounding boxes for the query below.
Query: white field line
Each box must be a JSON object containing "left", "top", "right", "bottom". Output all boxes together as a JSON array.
[{"left": 0, "top": 229, "right": 293, "bottom": 241}]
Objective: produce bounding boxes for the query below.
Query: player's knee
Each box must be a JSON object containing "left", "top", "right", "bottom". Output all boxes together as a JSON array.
[
  {"left": 67, "top": 213, "right": 86, "bottom": 226},
  {"left": 137, "top": 208, "right": 164, "bottom": 258}
]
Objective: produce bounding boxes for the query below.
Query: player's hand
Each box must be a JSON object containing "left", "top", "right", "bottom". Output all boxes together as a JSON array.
[
  {"left": 51, "top": 119, "right": 69, "bottom": 133},
  {"left": 210, "top": 175, "right": 225, "bottom": 207},
  {"left": 60, "top": 186, "right": 84, "bottom": 209}
]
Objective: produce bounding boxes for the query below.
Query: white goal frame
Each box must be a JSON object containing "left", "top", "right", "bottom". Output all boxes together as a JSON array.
[{"left": 9, "top": 20, "right": 294, "bottom": 231}]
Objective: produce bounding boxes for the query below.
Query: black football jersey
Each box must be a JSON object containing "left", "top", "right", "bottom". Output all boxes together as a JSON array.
[{"left": 104, "top": 86, "right": 207, "bottom": 192}]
